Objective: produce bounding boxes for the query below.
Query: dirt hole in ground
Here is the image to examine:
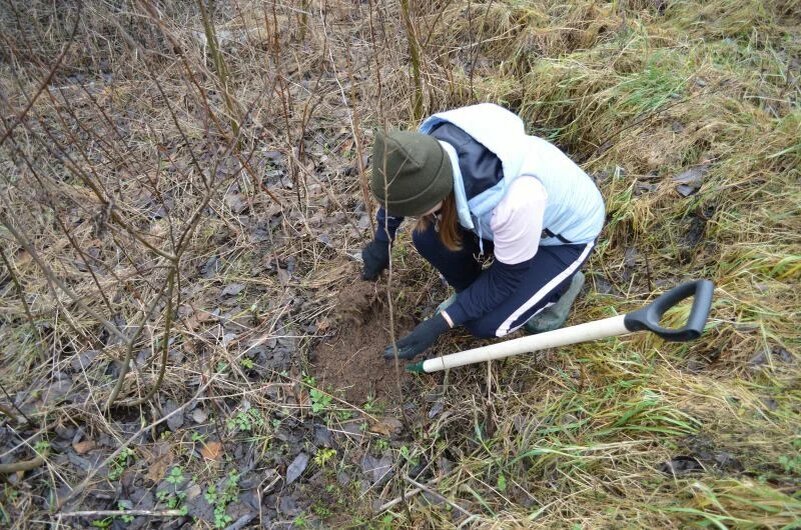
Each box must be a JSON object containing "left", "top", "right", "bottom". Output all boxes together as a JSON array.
[{"left": 312, "top": 279, "right": 415, "bottom": 408}]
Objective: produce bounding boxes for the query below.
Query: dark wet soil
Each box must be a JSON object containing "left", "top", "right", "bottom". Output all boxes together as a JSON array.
[{"left": 312, "top": 281, "right": 414, "bottom": 407}]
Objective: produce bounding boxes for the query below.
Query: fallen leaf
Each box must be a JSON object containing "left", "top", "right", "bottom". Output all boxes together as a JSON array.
[
  {"left": 196, "top": 309, "right": 218, "bottom": 323},
  {"left": 673, "top": 164, "right": 709, "bottom": 197},
  {"left": 200, "top": 441, "right": 223, "bottom": 461},
  {"left": 191, "top": 408, "right": 209, "bottom": 424},
  {"left": 145, "top": 448, "right": 174, "bottom": 484},
  {"left": 360, "top": 453, "right": 393, "bottom": 485},
  {"left": 72, "top": 440, "right": 96, "bottom": 454},
  {"left": 286, "top": 452, "right": 309, "bottom": 485},
  {"left": 14, "top": 250, "right": 32, "bottom": 267},
  {"left": 225, "top": 192, "right": 249, "bottom": 214},
  {"left": 185, "top": 484, "right": 202, "bottom": 500},
  {"left": 221, "top": 283, "right": 245, "bottom": 297},
  {"left": 277, "top": 267, "right": 290, "bottom": 286},
  {"left": 428, "top": 401, "right": 444, "bottom": 419},
  {"left": 164, "top": 399, "right": 184, "bottom": 431},
  {"left": 369, "top": 417, "right": 403, "bottom": 437}
]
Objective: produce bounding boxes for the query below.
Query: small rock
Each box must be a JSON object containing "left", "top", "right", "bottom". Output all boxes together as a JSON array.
[
  {"left": 624, "top": 247, "right": 638, "bottom": 269},
  {"left": 635, "top": 181, "right": 657, "bottom": 194},
  {"left": 186, "top": 486, "right": 214, "bottom": 520},
  {"left": 67, "top": 452, "right": 94, "bottom": 472},
  {"left": 749, "top": 349, "right": 770, "bottom": 368},
  {"left": 339, "top": 421, "right": 365, "bottom": 438},
  {"left": 45, "top": 379, "right": 73, "bottom": 404},
  {"left": 222, "top": 332, "right": 237, "bottom": 347},
  {"left": 224, "top": 514, "right": 256, "bottom": 530},
  {"left": 276, "top": 267, "right": 291, "bottom": 286},
  {"left": 55, "top": 424, "right": 76, "bottom": 441},
  {"left": 594, "top": 275, "right": 614, "bottom": 294}
]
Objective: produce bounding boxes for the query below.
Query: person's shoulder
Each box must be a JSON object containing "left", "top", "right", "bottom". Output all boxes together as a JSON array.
[
  {"left": 509, "top": 176, "right": 547, "bottom": 197},
  {"left": 493, "top": 177, "right": 547, "bottom": 224}
]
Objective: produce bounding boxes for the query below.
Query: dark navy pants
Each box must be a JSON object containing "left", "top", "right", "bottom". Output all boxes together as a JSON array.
[{"left": 412, "top": 222, "right": 594, "bottom": 338}]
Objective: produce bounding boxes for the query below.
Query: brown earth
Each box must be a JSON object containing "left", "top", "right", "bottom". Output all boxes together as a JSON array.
[{"left": 312, "top": 280, "right": 415, "bottom": 407}]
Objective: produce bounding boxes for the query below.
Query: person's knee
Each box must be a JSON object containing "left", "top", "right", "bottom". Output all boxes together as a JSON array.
[{"left": 463, "top": 316, "right": 502, "bottom": 339}]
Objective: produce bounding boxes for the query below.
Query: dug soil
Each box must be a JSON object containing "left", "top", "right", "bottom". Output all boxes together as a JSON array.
[{"left": 312, "top": 280, "right": 415, "bottom": 407}]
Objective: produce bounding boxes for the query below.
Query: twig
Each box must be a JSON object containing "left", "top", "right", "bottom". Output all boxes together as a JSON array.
[
  {"left": 378, "top": 475, "right": 445, "bottom": 512},
  {"left": 404, "top": 475, "right": 475, "bottom": 518},
  {"left": 400, "top": 0, "right": 424, "bottom": 120},
  {"left": 197, "top": 0, "right": 241, "bottom": 139},
  {"left": 58, "top": 509, "right": 185, "bottom": 518},
  {"left": 104, "top": 261, "right": 175, "bottom": 409},
  {"left": 224, "top": 514, "right": 256, "bottom": 530},
  {"left": 114, "top": 267, "right": 176, "bottom": 407},
  {"left": 0, "top": 381, "right": 33, "bottom": 424},
  {"left": 0, "top": 454, "right": 45, "bottom": 474}
]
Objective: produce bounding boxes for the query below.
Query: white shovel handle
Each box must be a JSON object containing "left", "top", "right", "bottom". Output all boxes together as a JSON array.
[
  {"left": 406, "top": 279, "right": 714, "bottom": 374},
  {"left": 410, "top": 315, "right": 628, "bottom": 373}
]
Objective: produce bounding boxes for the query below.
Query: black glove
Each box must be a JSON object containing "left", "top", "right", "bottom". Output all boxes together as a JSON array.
[
  {"left": 383, "top": 314, "right": 450, "bottom": 360},
  {"left": 361, "top": 239, "right": 390, "bottom": 281}
]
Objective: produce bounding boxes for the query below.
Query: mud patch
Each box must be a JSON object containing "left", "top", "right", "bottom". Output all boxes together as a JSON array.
[{"left": 312, "top": 281, "right": 414, "bottom": 407}]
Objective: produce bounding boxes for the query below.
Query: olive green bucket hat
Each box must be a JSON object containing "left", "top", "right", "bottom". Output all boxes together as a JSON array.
[{"left": 370, "top": 130, "right": 453, "bottom": 217}]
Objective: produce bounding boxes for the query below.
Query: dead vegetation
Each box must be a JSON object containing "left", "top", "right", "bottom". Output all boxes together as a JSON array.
[{"left": 0, "top": 0, "right": 799, "bottom": 528}]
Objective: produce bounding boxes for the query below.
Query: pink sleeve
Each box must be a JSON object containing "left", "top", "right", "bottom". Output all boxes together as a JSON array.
[{"left": 489, "top": 176, "right": 547, "bottom": 265}]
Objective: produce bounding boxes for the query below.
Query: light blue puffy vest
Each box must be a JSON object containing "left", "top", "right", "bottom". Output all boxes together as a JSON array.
[{"left": 419, "top": 104, "right": 604, "bottom": 247}]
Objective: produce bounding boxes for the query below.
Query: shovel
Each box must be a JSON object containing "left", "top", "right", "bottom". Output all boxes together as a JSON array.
[{"left": 406, "top": 279, "right": 714, "bottom": 374}]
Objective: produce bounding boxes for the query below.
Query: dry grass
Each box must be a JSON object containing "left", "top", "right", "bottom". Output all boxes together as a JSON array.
[{"left": 0, "top": 0, "right": 799, "bottom": 528}]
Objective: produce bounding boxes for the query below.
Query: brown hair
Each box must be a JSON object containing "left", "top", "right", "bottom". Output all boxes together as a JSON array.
[{"left": 414, "top": 192, "right": 462, "bottom": 251}]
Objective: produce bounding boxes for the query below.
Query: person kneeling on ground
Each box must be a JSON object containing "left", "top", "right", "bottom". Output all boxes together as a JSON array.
[{"left": 362, "top": 103, "right": 605, "bottom": 360}]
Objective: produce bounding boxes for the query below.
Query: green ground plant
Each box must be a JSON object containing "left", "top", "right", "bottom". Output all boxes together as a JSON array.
[
  {"left": 204, "top": 471, "right": 240, "bottom": 529},
  {"left": 108, "top": 448, "right": 135, "bottom": 482}
]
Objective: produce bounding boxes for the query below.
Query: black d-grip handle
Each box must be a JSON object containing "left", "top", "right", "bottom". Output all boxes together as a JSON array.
[{"left": 623, "top": 280, "right": 714, "bottom": 342}]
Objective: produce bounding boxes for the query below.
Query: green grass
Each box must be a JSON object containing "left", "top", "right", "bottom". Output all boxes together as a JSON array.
[{"left": 389, "top": 1, "right": 801, "bottom": 527}]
